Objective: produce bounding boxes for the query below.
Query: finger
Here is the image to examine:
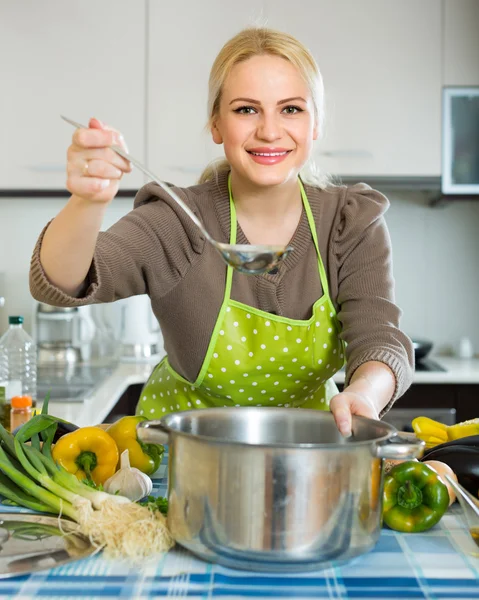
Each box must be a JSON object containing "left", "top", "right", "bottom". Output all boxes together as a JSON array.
[
  {"left": 72, "top": 126, "right": 121, "bottom": 150},
  {"left": 68, "top": 146, "right": 131, "bottom": 174},
  {"left": 329, "top": 395, "right": 352, "bottom": 438},
  {"left": 89, "top": 117, "right": 106, "bottom": 130},
  {"left": 66, "top": 173, "right": 112, "bottom": 199},
  {"left": 89, "top": 117, "right": 131, "bottom": 170},
  {"left": 78, "top": 159, "right": 122, "bottom": 180}
]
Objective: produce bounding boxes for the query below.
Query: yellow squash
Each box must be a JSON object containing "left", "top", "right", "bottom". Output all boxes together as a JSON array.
[
  {"left": 412, "top": 416, "right": 479, "bottom": 448},
  {"left": 52, "top": 426, "right": 119, "bottom": 485}
]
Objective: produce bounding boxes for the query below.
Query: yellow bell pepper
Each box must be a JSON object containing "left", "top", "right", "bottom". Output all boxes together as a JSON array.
[
  {"left": 107, "top": 416, "right": 164, "bottom": 475},
  {"left": 412, "top": 416, "right": 479, "bottom": 447},
  {"left": 52, "top": 427, "right": 119, "bottom": 485}
]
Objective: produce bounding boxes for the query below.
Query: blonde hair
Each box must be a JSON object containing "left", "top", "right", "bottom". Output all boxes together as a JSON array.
[{"left": 198, "top": 27, "right": 330, "bottom": 188}]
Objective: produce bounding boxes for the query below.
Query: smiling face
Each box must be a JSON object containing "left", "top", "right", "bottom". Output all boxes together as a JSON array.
[{"left": 211, "top": 54, "right": 319, "bottom": 189}]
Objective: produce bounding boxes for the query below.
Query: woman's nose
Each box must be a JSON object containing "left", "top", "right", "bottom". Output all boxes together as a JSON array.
[{"left": 257, "top": 113, "right": 282, "bottom": 141}]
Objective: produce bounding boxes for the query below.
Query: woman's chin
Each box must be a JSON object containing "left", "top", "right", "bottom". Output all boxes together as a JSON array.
[{"left": 240, "top": 164, "right": 300, "bottom": 188}]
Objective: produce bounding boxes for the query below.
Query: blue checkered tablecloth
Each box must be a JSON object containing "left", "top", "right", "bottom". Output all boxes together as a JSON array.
[{"left": 1, "top": 450, "right": 479, "bottom": 599}]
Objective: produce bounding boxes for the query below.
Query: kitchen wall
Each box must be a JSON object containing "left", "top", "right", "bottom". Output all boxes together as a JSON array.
[{"left": 1, "top": 189, "right": 479, "bottom": 356}]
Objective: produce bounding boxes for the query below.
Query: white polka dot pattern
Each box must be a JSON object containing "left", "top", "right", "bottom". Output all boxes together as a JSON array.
[{"left": 137, "top": 296, "right": 345, "bottom": 420}]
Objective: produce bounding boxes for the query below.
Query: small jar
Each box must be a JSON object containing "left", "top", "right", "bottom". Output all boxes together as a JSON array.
[{"left": 10, "top": 395, "right": 33, "bottom": 431}]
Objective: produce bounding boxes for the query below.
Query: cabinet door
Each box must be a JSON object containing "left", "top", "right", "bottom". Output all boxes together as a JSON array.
[
  {"left": 0, "top": 1, "right": 146, "bottom": 190},
  {"left": 263, "top": 0, "right": 442, "bottom": 177},
  {"left": 444, "top": 0, "right": 479, "bottom": 86},
  {"left": 147, "top": 0, "right": 264, "bottom": 187}
]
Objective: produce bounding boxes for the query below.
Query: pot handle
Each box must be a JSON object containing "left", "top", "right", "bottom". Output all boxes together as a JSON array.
[
  {"left": 375, "top": 433, "right": 425, "bottom": 460},
  {"left": 136, "top": 420, "right": 170, "bottom": 446}
]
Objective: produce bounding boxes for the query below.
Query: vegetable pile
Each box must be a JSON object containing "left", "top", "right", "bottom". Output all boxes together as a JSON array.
[{"left": 0, "top": 400, "right": 173, "bottom": 560}]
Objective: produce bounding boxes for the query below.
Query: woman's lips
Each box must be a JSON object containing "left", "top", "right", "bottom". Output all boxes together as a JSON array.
[{"left": 246, "top": 148, "right": 292, "bottom": 165}]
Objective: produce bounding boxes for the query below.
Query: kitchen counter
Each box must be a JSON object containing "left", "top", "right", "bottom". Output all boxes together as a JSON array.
[
  {"left": 40, "top": 356, "right": 479, "bottom": 428},
  {"left": 1, "top": 452, "right": 479, "bottom": 599}
]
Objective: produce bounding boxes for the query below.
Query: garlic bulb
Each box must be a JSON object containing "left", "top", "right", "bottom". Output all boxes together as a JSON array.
[{"left": 104, "top": 449, "right": 153, "bottom": 501}]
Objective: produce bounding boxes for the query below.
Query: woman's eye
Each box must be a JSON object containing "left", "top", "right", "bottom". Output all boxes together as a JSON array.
[
  {"left": 234, "top": 106, "right": 257, "bottom": 115},
  {"left": 282, "top": 105, "right": 303, "bottom": 114}
]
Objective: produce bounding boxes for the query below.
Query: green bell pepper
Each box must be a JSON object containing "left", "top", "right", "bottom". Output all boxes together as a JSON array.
[{"left": 383, "top": 461, "right": 449, "bottom": 533}]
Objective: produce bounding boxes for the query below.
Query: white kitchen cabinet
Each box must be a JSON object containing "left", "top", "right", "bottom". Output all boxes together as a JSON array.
[
  {"left": 263, "top": 0, "right": 442, "bottom": 177},
  {"left": 147, "top": 0, "right": 265, "bottom": 187},
  {"left": 444, "top": 0, "right": 479, "bottom": 86},
  {"left": 0, "top": 1, "right": 146, "bottom": 190}
]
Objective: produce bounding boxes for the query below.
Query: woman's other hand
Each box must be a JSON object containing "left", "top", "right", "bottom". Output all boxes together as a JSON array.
[
  {"left": 66, "top": 117, "right": 132, "bottom": 203},
  {"left": 329, "top": 361, "right": 396, "bottom": 437},
  {"left": 329, "top": 389, "right": 379, "bottom": 438}
]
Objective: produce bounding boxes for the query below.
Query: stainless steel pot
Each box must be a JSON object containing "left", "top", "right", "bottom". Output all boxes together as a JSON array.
[{"left": 137, "top": 407, "right": 424, "bottom": 571}]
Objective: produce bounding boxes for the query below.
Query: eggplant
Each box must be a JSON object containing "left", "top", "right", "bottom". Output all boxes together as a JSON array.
[{"left": 421, "top": 435, "right": 479, "bottom": 496}]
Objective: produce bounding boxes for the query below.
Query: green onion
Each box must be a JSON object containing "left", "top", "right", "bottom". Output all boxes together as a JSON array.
[
  {"left": 0, "top": 409, "right": 173, "bottom": 559},
  {"left": 0, "top": 443, "right": 78, "bottom": 520},
  {"left": 0, "top": 472, "right": 56, "bottom": 515}
]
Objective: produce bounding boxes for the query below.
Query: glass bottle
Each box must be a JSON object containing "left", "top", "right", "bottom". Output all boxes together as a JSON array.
[{"left": 0, "top": 316, "right": 37, "bottom": 429}]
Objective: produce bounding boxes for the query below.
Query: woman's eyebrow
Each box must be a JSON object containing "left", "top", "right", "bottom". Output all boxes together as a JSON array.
[
  {"left": 277, "top": 96, "right": 307, "bottom": 104},
  {"left": 229, "top": 96, "right": 307, "bottom": 105},
  {"left": 229, "top": 97, "right": 260, "bottom": 105}
]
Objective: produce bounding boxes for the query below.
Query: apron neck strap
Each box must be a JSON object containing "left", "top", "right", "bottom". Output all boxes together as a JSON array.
[
  {"left": 298, "top": 178, "right": 331, "bottom": 298},
  {"left": 226, "top": 174, "right": 330, "bottom": 299}
]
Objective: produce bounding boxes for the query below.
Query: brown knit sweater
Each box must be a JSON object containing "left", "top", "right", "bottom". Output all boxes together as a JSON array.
[{"left": 30, "top": 170, "right": 414, "bottom": 412}]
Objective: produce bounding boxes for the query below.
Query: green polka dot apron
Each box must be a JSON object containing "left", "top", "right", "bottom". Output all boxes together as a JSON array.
[{"left": 137, "top": 177, "right": 345, "bottom": 419}]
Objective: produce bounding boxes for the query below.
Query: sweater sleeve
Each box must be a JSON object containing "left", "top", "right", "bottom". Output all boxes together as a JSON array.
[
  {"left": 29, "top": 183, "right": 205, "bottom": 307},
  {"left": 333, "top": 184, "right": 414, "bottom": 414}
]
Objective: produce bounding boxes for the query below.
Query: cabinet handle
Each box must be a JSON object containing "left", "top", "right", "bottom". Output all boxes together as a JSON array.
[{"left": 316, "top": 150, "right": 373, "bottom": 158}]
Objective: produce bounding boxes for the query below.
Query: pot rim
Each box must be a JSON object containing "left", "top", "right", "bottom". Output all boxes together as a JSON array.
[{"left": 150, "top": 407, "right": 399, "bottom": 449}]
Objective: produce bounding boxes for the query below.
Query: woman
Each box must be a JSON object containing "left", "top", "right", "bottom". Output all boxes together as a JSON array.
[{"left": 30, "top": 27, "right": 413, "bottom": 437}]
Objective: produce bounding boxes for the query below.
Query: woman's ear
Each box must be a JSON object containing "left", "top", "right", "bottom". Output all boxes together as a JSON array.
[
  {"left": 313, "top": 121, "right": 319, "bottom": 141},
  {"left": 211, "top": 120, "right": 223, "bottom": 145}
]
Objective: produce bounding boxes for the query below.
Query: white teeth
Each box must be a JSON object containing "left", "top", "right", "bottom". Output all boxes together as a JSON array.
[{"left": 249, "top": 151, "right": 288, "bottom": 157}]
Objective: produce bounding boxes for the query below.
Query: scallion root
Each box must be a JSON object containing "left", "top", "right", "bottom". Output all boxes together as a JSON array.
[{"left": 77, "top": 498, "right": 174, "bottom": 560}]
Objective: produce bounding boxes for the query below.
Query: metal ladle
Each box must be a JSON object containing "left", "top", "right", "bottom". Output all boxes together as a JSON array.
[
  {"left": 61, "top": 116, "right": 293, "bottom": 275},
  {"left": 445, "top": 475, "right": 479, "bottom": 551}
]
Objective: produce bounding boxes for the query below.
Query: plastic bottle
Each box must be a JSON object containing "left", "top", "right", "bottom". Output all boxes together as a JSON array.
[
  {"left": 0, "top": 316, "right": 37, "bottom": 429},
  {"left": 10, "top": 395, "right": 33, "bottom": 431}
]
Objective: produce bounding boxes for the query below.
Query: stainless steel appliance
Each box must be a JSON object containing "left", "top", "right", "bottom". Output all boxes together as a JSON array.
[
  {"left": 34, "top": 303, "right": 95, "bottom": 365},
  {"left": 383, "top": 407, "right": 456, "bottom": 433},
  {"left": 442, "top": 86, "right": 479, "bottom": 195},
  {"left": 111, "top": 295, "right": 164, "bottom": 361},
  {"left": 34, "top": 302, "right": 119, "bottom": 402},
  {"left": 138, "top": 407, "right": 423, "bottom": 572}
]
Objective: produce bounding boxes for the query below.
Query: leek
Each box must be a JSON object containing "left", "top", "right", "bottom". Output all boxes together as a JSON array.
[
  {"left": 0, "top": 444, "right": 78, "bottom": 520},
  {"left": 0, "top": 472, "right": 56, "bottom": 515},
  {"left": 0, "top": 415, "right": 174, "bottom": 559}
]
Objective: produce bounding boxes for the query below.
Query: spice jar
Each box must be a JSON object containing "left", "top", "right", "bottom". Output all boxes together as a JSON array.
[{"left": 10, "top": 395, "right": 33, "bottom": 431}]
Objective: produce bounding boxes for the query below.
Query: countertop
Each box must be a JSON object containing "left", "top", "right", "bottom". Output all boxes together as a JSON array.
[
  {"left": 1, "top": 449, "right": 479, "bottom": 599},
  {"left": 40, "top": 356, "right": 479, "bottom": 428}
]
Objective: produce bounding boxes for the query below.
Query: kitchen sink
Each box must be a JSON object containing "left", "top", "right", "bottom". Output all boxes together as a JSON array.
[
  {"left": 37, "top": 364, "right": 115, "bottom": 403},
  {"left": 36, "top": 383, "right": 96, "bottom": 403}
]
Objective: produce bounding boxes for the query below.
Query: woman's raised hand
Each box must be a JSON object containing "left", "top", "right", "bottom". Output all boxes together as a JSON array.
[{"left": 66, "top": 117, "right": 132, "bottom": 203}]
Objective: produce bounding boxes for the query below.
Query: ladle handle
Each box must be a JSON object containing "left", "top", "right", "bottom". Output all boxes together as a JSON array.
[
  {"left": 110, "top": 145, "right": 215, "bottom": 243},
  {"left": 136, "top": 419, "right": 170, "bottom": 446},
  {"left": 60, "top": 116, "right": 215, "bottom": 245},
  {"left": 375, "top": 433, "right": 425, "bottom": 460}
]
